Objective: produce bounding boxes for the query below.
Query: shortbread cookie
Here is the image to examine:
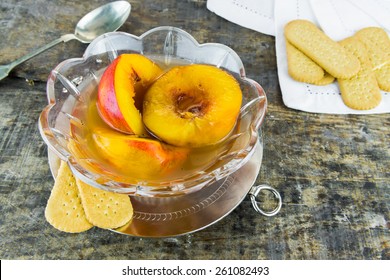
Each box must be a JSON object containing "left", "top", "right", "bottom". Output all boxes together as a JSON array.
[
  {"left": 355, "top": 27, "right": 390, "bottom": 62},
  {"left": 338, "top": 36, "right": 382, "bottom": 110},
  {"left": 356, "top": 27, "right": 390, "bottom": 91},
  {"left": 374, "top": 64, "right": 390, "bottom": 91},
  {"left": 284, "top": 19, "right": 360, "bottom": 79},
  {"left": 45, "top": 161, "right": 93, "bottom": 233},
  {"left": 311, "top": 72, "right": 335, "bottom": 86},
  {"left": 76, "top": 178, "right": 133, "bottom": 229},
  {"left": 286, "top": 40, "right": 325, "bottom": 83}
]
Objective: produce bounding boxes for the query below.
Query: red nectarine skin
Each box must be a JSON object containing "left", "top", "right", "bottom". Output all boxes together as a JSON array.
[
  {"left": 124, "top": 138, "right": 186, "bottom": 168},
  {"left": 97, "top": 54, "right": 163, "bottom": 136},
  {"left": 97, "top": 58, "right": 133, "bottom": 133},
  {"left": 126, "top": 140, "right": 166, "bottom": 162}
]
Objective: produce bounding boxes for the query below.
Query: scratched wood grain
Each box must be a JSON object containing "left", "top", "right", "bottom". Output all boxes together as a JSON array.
[{"left": 0, "top": 0, "right": 389, "bottom": 260}]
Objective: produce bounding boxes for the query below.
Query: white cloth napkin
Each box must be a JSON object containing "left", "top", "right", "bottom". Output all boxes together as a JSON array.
[
  {"left": 206, "top": 0, "right": 276, "bottom": 36},
  {"left": 207, "top": 0, "right": 390, "bottom": 114}
]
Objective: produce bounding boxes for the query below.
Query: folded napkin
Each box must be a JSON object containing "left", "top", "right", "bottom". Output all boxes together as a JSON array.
[
  {"left": 207, "top": 0, "right": 275, "bottom": 36},
  {"left": 207, "top": 0, "right": 390, "bottom": 114}
]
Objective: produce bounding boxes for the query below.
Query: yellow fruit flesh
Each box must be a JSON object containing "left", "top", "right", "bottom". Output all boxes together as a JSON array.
[
  {"left": 143, "top": 65, "right": 242, "bottom": 147},
  {"left": 115, "top": 54, "right": 163, "bottom": 136}
]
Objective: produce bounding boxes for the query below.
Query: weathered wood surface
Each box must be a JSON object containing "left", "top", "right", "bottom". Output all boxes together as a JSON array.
[{"left": 0, "top": 0, "right": 389, "bottom": 260}]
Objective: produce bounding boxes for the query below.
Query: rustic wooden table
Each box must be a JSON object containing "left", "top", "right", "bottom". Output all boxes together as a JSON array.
[{"left": 0, "top": 0, "right": 389, "bottom": 260}]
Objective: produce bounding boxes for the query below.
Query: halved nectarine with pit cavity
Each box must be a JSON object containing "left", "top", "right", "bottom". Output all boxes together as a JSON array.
[
  {"left": 97, "top": 54, "right": 163, "bottom": 136},
  {"left": 142, "top": 64, "right": 243, "bottom": 147}
]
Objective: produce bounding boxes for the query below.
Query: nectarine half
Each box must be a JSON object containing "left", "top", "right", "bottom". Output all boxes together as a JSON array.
[
  {"left": 92, "top": 127, "right": 189, "bottom": 179},
  {"left": 142, "top": 64, "right": 243, "bottom": 147},
  {"left": 97, "top": 54, "right": 163, "bottom": 136},
  {"left": 81, "top": 102, "right": 188, "bottom": 180}
]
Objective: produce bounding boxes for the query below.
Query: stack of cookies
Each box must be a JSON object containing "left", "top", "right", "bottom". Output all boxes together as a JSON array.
[
  {"left": 45, "top": 161, "right": 133, "bottom": 233},
  {"left": 284, "top": 19, "right": 390, "bottom": 110}
]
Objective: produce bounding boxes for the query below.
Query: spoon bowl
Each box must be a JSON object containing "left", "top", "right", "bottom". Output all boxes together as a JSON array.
[
  {"left": 0, "top": 1, "right": 131, "bottom": 80},
  {"left": 74, "top": 1, "right": 131, "bottom": 43}
]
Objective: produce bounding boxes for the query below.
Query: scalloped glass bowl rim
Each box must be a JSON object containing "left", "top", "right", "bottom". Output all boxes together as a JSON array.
[{"left": 39, "top": 26, "right": 267, "bottom": 196}]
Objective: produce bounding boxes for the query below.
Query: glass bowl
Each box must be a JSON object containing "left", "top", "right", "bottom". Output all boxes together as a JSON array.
[{"left": 38, "top": 26, "right": 267, "bottom": 197}]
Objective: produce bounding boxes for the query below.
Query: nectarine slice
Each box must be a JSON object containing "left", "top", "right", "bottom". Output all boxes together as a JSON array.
[
  {"left": 91, "top": 126, "right": 189, "bottom": 180},
  {"left": 84, "top": 103, "right": 189, "bottom": 180},
  {"left": 142, "top": 64, "right": 243, "bottom": 147},
  {"left": 97, "top": 54, "right": 163, "bottom": 136}
]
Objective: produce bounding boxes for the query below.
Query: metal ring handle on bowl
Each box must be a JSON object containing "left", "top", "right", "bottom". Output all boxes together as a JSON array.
[{"left": 249, "top": 184, "right": 282, "bottom": 216}]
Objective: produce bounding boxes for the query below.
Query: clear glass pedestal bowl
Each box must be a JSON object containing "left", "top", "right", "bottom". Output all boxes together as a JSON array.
[{"left": 38, "top": 26, "right": 267, "bottom": 199}]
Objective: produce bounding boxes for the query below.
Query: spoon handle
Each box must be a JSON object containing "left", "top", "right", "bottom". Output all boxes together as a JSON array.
[{"left": 0, "top": 34, "right": 75, "bottom": 81}]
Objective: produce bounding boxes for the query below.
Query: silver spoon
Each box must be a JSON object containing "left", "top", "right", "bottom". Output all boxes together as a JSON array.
[{"left": 0, "top": 1, "right": 131, "bottom": 81}]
